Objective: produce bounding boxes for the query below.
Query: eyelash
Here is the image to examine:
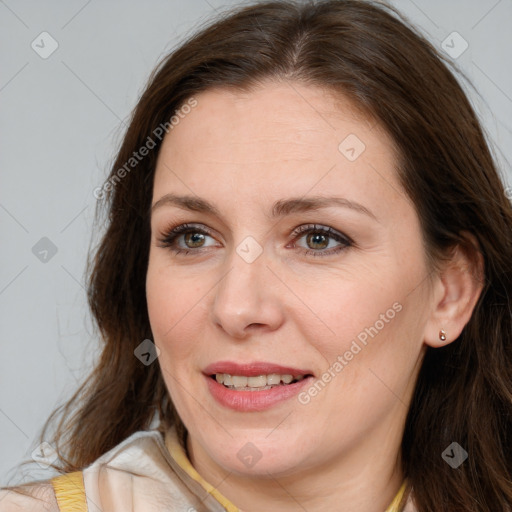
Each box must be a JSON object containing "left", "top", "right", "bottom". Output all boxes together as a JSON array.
[{"left": 157, "top": 222, "right": 353, "bottom": 257}]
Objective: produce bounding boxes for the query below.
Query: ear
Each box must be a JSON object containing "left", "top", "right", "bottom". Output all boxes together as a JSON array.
[{"left": 424, "top": 232, "right": 485, "bottom": 348}]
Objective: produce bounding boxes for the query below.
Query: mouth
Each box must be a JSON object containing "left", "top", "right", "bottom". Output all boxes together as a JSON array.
[{"left": 202, "top": 361, "right": 314, "bottom": 411}]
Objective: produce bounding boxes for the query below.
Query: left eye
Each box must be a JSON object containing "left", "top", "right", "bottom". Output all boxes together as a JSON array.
[{"left": 291, "top": 224, "right": 352, "bottom": 255}]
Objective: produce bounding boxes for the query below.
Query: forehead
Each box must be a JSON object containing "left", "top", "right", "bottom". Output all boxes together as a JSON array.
[
  {"left": 153, "top": 81, "right": 405, "bottom": 214},
  {"left": 167, "top": 81, "right": 382, "bottom": 156}
]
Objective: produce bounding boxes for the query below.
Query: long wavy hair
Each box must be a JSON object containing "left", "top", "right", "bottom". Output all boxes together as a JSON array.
[{"left": 11, "top": 1, "right": 512, "bottom": 510}]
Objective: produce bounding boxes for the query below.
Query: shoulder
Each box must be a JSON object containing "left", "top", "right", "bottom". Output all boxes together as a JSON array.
[
  {"left": 0, "top": 431, "right": 165, "bottom": 512},
  {"left": 0, "top": 429, "right": 204, "bottom": 512},
  {"left": 0, "top": 481, "right": 59, "bottom": 511},
  {"left": 81, "top": 429, "right": 214, "bottom": 510}
]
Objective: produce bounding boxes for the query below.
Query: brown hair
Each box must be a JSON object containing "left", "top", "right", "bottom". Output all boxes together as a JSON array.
[{"left": 14, "top": 1, "right": 512, "bottom": 509}]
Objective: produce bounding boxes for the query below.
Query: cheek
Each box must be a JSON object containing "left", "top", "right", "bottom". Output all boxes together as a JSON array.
[
  {"left": 293, "top": 256, "right": 425, "bottom": 394},
  {"left": 289, "top": 263, "right": 403, "bottom": 353},
  {"left": 146, "top": 258, "right": 208, "bottom": 362}
]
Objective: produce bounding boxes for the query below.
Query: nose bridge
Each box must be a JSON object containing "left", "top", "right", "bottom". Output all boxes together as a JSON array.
[{"left": 211, "top": 244, "right": 283, "bottom": 337}]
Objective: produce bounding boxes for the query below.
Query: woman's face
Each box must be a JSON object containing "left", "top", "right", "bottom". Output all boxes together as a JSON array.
[{"left": 146, "top": 81, "right": 435, "bottom": 479}]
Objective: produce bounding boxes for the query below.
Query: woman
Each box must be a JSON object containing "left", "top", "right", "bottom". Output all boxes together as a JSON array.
[{"left": 1, "top": 0, "right": 511, "bottom": 510}]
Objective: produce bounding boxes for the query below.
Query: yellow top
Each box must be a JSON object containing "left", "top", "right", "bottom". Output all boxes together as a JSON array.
[{"left": 51, "top": 471, "right": 86, "bottom": 512}]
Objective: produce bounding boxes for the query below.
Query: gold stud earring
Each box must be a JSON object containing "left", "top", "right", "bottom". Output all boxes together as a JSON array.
[{"left": 439, "top": 329, "right": 447, "bottom": 341}]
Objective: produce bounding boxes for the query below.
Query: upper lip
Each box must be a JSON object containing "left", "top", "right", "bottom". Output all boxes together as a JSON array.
[{"left": 203, "top": 361, "right": 314, "bottom": 378}]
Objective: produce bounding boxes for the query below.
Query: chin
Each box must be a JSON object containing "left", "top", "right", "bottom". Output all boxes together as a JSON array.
[{"left": 203, "top": 428, "right": 316, "bottom": 478}]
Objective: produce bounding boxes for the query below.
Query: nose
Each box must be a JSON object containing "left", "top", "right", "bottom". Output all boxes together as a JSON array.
[{"left": 211, "top": 249, "right": 285, "bottom": 339}]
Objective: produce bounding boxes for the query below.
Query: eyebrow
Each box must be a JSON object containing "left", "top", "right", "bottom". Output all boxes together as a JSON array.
[{"left": 151, "top": 194, "right": 377, "bottom": 221}]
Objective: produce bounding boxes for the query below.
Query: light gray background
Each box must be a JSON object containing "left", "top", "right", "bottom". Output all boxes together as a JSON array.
[{"left": 1, "top": 0, "right": 511, "bottom": 486}]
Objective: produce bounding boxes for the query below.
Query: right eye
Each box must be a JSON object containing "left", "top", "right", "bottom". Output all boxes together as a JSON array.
[{"left": 157, "top": 223, "right": 219, "bottom": 255}]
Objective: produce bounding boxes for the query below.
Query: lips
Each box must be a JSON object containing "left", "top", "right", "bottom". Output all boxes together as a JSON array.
[{"left": 203, "top": 361, "right": 314, "bottom": 411}]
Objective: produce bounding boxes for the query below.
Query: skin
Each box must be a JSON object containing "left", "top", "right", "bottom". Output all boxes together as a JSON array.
[{"left": 146, "top": 80, "right": 483, "bottom": 512}]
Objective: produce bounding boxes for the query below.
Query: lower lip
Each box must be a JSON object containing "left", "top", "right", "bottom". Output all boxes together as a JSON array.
[{"left": 205, "top": 375, "right": 313, "bottom": 412}]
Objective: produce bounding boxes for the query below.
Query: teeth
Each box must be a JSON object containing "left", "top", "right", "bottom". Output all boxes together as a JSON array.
[
  {"left": 267, "top": 373, "right": 281, "bottom": 385},
  {"left": 231, "top": 375, "right": 248, "bottom": 387},
  {"left": 247, "top": 375, "right": 267, "bottom": 388},
  {"left": 214, "top": 373, "right": 306, "bottom": 389}
]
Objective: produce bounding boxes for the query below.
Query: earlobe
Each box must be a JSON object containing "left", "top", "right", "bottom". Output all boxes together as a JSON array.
[{"left": 424, "top": 234, "right": 484, "bottom": 348}]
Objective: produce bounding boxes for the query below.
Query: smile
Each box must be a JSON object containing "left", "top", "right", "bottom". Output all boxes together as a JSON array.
[{"left": 203, "top": 362, "right": 315, "bottom": 411}]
